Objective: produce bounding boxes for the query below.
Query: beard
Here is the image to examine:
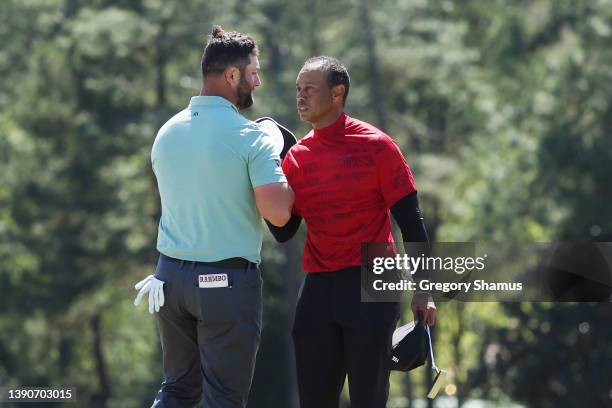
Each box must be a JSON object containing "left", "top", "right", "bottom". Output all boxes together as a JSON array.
[{"left": 235, "top": 75, "right": 254, "bottom": 110}]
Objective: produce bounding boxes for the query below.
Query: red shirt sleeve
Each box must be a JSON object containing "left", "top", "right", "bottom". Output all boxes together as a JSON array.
[
  {"left": 375, "top": 135, "right": 417, "bottom": 207},
  {"left": 282, "top": 149, "right": 302, "bottom": 216},
  {"left": 281, "top": 150, "right": 295, "bottom": 177}
]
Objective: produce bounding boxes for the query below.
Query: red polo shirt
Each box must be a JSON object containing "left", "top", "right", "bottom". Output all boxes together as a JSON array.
[{"left": 282, "top": 112, "right": 416, "bottom": 272}]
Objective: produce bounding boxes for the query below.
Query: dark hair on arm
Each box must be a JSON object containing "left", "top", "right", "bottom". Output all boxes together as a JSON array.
[
  {"left": 303, "top": 56, "right": 350, "bottom": 105},
  {"left": 201, "top": 25, "right": 258, "bottom": 77}
]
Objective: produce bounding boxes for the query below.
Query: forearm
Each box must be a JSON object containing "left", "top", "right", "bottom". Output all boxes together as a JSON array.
[
  {"left": 265, "top": 214, "right": 302, "bottom": 242},
  {"left": 255, "top": 182, "right": 294, "bottom": 226},
  {"left": 390, "top": 192, "right": 431, "bottom": 283}
]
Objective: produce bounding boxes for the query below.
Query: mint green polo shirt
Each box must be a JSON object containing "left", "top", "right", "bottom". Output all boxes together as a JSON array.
[{"left": 151, "top": 96, "right": 286, "bottom": 264}]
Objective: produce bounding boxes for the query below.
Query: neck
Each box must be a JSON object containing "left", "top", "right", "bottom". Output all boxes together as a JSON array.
[
  {"left": 200, "top": 80, "right": 237, "bottom": 107},
  {"left": 312, "top": 109, "right": 343, "bottom": 130}
]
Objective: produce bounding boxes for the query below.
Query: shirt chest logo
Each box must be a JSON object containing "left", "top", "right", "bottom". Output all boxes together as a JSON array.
[{"left": 337, "top": 155, "right": 374, "bottom": 168}]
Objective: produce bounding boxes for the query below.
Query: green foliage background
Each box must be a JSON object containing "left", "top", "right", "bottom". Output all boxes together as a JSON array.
[{"left": 1, "top": 0, "right": 611, "bottom": 407}]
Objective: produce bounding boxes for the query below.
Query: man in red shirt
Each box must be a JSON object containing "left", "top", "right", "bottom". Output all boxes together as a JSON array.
[{"left": 268, "top": 56, "right": 436, "bottom": 408}]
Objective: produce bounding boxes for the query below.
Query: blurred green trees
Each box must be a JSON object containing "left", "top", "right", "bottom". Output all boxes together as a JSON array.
[{"left": 1, "top": 0, "right": 611, "bottom": 407}]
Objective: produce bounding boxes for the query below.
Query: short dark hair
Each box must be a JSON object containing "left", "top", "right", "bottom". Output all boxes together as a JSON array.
[
  {"left": 201, "top": 26, "right": 258, "bottom": 77},
  {"left": 303, "top": 56, "right": 350, "bottom": 105}
]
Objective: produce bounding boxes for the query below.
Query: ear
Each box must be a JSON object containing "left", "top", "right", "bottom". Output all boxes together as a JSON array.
[
  {"left": 331, "top": 84, "right": 345, "bottom": 103},
  {"left": 224, "top": 66, "right": 241, "bottom": 87}
]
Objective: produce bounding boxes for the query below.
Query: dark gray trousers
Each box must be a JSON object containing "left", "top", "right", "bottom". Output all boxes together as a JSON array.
[{"left": 151, "top": 254, "right": 263, "bottom": 408}]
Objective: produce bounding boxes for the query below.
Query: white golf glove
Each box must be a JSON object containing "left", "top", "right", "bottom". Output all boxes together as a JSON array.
[{"left": 134, "top": 275, "right": 165, "bottom": 314}]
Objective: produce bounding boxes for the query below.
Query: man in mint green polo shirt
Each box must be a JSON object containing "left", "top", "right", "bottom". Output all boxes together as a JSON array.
[
  {"left": 133, "top": 26, "right": 294, "bottom": 408},
  {"left": 152, "top": 95, "right": 285, "bottom": 263}
]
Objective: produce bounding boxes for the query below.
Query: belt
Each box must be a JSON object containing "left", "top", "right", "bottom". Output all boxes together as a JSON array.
[{"left": 161, "top": 253, "right": 255, "bottom": 269}]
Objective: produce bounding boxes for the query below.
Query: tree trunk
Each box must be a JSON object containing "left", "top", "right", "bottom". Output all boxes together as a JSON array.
[
  {"left": 283, "top": 239, "right": 300, "bottom": 408},
  {"left": 155, "top": 19, "right": 168, "bottom": 108},
  {"left": 357, "top": 0, "right": 387, "bottom": 131},
  {"left": 91, "top": 313, "right": 110, "bottom": 407},
  {"left": 308, "top": 0, "right": 319, "bottom": 56},
  {"left": 403, "top": 372, "right": 413, "bottom": 408},
  {"left": 257, "top": 5, "right": 298, "bottom": 405},
  {"left": 454, "top": 303, "right": 466, "bottom": 407},
  {"left": 58, "top": 335, "right": 72, "bottom": 379}
]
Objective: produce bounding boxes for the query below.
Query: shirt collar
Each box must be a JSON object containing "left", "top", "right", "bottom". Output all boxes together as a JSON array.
[
  {"left": 313, "top": 112, "right": 347, "bottom": 138},
  {"left": 189, "top": 96, "right": 238, "bottom": 112}
]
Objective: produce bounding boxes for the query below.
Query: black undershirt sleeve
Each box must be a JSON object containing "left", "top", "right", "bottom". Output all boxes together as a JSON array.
[
  {"left": 265, "top": 214, "right": 303, "bottom": 243},
  {"left": 390, "top": 192, "right": 431, "bottom": 282},
  {"left": 390, "top": 192, "right": 429, "bottom": 243}
]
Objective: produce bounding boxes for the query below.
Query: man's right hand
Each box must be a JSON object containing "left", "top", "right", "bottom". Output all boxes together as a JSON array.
[{"left": 134, "top": 275, "right": 165, "bottom": 314}]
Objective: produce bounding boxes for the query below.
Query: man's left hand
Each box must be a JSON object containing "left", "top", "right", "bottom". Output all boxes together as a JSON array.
[
  {"left": 134, "top": 275, "right": 165, "bottom": 314},
  {"left": 411, "top": 291, "right": 436, "bottom": 326}
]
